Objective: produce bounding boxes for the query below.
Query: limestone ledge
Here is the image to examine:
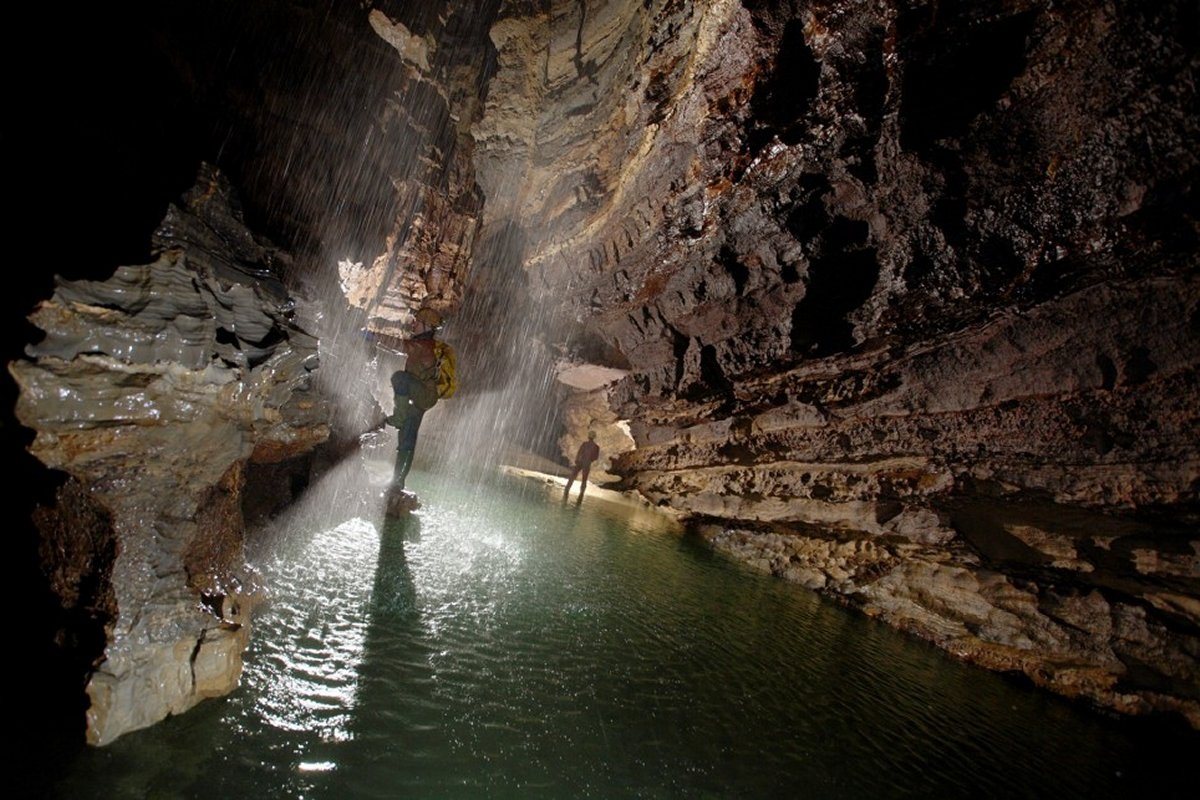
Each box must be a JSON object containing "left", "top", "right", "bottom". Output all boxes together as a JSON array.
[
  {"left": 701, "top": 524, "right": 1200, "bottom": 727},
  {"left": 86, "top": 615, "right": 253, "bottom": 747}
]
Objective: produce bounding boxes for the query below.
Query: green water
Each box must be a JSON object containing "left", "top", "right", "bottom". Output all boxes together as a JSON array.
[{"left": 53, "top": 452, "right": 1196, "bottom": 798}]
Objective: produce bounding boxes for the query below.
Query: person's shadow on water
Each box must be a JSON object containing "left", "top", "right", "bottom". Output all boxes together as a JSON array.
[
  {"left": 371, "top": 513, "right": 420, "bottom": 618},
  {"left": 305, "top": 513, "right": 422, "bottom": 790}
]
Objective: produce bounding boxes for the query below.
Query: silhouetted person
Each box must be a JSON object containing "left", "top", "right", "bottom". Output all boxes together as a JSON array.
[
  {"left": 563, "top": 431, "right": 600, "bottom": 502},
  {"left": 388, "top": 307, "right": 456, "bottom": 491}
]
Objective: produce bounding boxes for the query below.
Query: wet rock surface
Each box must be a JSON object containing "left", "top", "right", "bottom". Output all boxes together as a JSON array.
[
  {"left": 473, "top": 0, "right": 1200, "bottom": 723},
  {"left": 10, "top": 167, "right": 329, "bottom": 745}
]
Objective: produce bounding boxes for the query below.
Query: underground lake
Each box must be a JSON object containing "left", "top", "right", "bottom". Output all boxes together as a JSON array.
[{"left": 44, "top": 447, "right": 1199, "bottom": 799}]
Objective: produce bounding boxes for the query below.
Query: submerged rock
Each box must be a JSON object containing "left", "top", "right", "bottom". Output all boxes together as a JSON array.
[
  {"left": 10, "top": 166, "right": 329, "bottom": 745},
  {"left": 385, "top": 487, "right": 422, "bottom": 516}
]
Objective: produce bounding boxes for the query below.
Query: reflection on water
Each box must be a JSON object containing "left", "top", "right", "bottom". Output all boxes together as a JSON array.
[
  {"left": 53, "top": 445, "right": 1198, "bottom": 799},
  {"left": 247, "top": 517, "right": 378, "bottom": 744}
]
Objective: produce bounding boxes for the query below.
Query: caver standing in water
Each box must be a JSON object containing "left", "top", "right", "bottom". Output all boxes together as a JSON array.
[
  {"left": 563, "top": 431, "right": 601, "bottom": 502},
  {"left": 388, "top": 307, "right": 457, "bottom": 491}
]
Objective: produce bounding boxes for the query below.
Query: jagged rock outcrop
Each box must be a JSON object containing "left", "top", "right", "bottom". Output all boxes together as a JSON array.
[
  {"left": 10, "top": 166, "right": 329, "bottom": 745},
  {"left": 472, "top": 0, "right": 1200, "bottom": 723}
]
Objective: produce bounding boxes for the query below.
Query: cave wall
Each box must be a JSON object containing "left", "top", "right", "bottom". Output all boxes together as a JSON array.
[{"left": 474, "top": 0, "right": 1200, "bottom": 722}]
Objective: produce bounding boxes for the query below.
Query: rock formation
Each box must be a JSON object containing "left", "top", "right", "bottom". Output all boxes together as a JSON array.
[
  {"left": 467, "top": 0, "right": 1200, "bottom": 724},
  {"left": 11, "top": 166, "right": 329, "bottom": 745}
]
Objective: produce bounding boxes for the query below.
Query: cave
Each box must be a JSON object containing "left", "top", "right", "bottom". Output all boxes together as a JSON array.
[{"left": 8, "top": 0, "right": 1199, "bottom": 795}]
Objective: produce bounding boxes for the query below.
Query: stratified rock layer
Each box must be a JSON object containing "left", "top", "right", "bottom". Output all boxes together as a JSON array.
[
  {"left": 474, "top": 0, "right": 1200, "bottom": 723},
  {"left": 336, "top": 1, "right": 504, "bottom": 336},
  {"left": 11, "top": 166, "right": 329, "bottom": 745}
]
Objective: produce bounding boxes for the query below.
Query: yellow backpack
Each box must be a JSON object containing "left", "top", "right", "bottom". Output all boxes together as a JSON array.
[{"left": 434, "top": 340, "right": 457, "bottom": 399}]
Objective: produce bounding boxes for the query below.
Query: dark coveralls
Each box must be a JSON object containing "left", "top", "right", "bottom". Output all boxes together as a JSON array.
[
  {"left": 563, "top": 438, "right": 601, "bottom": 501},
  {"left": 390, "top": 332, "right": 441, "bottom": 489}
]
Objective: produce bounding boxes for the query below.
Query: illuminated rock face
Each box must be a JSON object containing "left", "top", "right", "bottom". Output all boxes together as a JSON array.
[
  {"left": 471, "top": 0, "right": 1200, "bottom": 724},
  {"left": 331, "top": 2, "right": 503, "bottom": 338},
  {"left": 11, "top": 167, "right": 329, "bottom": 745}
]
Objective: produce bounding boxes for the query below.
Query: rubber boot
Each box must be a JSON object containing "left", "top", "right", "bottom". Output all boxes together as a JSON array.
[{"left": 393, "top": 447, "right": 414, "bottom": 490}]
